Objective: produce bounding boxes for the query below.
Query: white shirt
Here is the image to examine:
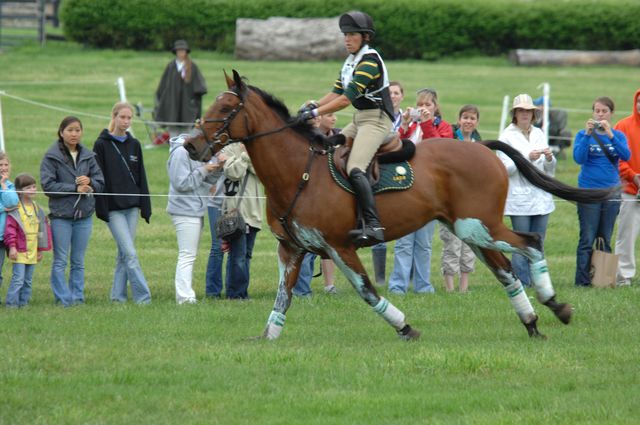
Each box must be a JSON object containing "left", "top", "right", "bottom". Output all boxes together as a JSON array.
[{"left": 498, "top": 123, "right": 557, "bottom": 216}]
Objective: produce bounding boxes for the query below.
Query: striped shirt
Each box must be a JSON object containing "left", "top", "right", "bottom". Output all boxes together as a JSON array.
[{"left": 332, "top": 56, "right": 381, "bottom": 102}]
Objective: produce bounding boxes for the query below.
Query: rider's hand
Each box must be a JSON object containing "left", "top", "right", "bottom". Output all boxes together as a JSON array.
[
  {"left": 298, "top": 101, "right": 319, "bottom": 115},
  {"left": 296, "top": 109, "right": 317, "bottom": 124}
]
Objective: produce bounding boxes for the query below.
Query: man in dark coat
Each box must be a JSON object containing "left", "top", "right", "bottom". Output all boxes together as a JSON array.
[{"left": 154, "top": 40, "right": 208, "bottom": 137}]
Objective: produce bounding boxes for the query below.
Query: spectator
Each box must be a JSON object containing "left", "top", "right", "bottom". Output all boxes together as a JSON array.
[
  {"left": 573, "top": 97, "right": 630, "bottom": 286},
  {"left": 388, "top": 88, "right": 452, "bottom": 295},
  {"left": 40, "top": 116, "right": 104, "bottom": 306},
  {"left": 4, "top": 173, "right": 52, "bottom": 307},
  {"left": 154, "top": 40, "right": 208, "bottom": 138},
  {"left": 371, "top": 80, "right": 404, "bottom": 286},
  {"left": 573, "top": 96, "right": 629, "bottom": 287},
  {"left": 0, "top": 152, "right": 19, "bottom": 303},
  {"left": 613, "top": 90, "right": 640, "bottom": 286},
  {"left": 221, "top": 143, "right": 262, "bottom": 299},
  {"left": 93, "top": 102, "right": 152, "bottom": 304},
  {"left": 293, "top": 113, "right": 339, "bottom": 296},
  {"left": 167, "top": 134, "right": 223, "bottom": 304},
  {"left": 205, "top": 177, "right": 227, "bottom": 298},
  {"left": 441, "top": 105, "right": 481, "bottom": 293},
  {"left": 498, "top": 94, "right": 556, "bottom": 287},
  {"left": 533, "top": 96, "right": 572, "bottom": 157}
]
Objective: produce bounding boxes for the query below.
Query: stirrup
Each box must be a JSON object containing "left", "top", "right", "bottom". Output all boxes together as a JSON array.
[{"left": 348, "top": 227, "right": 385, "bottom": 248}]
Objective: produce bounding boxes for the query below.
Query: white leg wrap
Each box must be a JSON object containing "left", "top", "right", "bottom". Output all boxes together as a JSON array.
[
  {"left": 531, "top": 259, "right": 555, "bottom": 303},
  {"left": 373, "top": 297, "right": 406, "bottom": 330},
  {"left": 264, "top": 311, "right": 286, "bottom": 340},
  {"left": 505, "top": 280, "right": 535, "bottom": 323}
]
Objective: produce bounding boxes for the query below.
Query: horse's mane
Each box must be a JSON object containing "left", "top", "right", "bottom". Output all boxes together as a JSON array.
[{"left": 247, "top": 84, "right": 319, "bottom": 142}]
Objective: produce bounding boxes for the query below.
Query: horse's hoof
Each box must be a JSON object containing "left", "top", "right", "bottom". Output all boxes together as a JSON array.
[
  {"left": 523, "top": 317, "right": 547, "bottom": 340},
  {"left": 554, "top": 303, "right": 573, "bottom": 325},
  {"left": 397, "top": 324, "right": 421, "bottom": 341}
]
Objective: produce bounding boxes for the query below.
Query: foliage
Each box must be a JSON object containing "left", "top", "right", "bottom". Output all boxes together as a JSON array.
[
  {"left": 60, "top": 0, "right": 640, "bottom": 59},
  {"left": 0, "top": 41, "right": 639, "bottom": 423}
]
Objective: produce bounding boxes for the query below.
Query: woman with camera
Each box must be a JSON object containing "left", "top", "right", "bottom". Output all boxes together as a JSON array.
[
  {"left": 573, "top": 96, "right": 630, "bottom": 287},
  {"left": 387, "top": 88, "right": 452, "bottom": 295},
  {"left": 498, "top": 94, "right": 556, "bottom": 288}
]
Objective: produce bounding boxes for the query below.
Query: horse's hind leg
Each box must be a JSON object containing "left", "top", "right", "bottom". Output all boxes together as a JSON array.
[
  {"left": 330, "top": 247, "right": 420, "bottom": 341},
  {"left": 505, "top": 229, "right": 573, "bottom": 325},
  {"left": 470, "top": 246, "right": 544, "bottom": 338},
  {"left": 263, "top": 242, "right": 304, "bottom": 340},
  {"left": 456, "top": 218, "right": 572, "bottom": 325}
]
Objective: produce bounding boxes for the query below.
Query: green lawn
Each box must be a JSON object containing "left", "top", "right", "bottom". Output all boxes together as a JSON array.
[{"left": 0, "top": 41, "right": 638, "bottom": 424}]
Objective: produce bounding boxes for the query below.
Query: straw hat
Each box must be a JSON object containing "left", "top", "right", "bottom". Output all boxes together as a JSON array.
[
  {"left": 171, "top": 39, "right": 190, "bottom": 54},
  {"left": 511, "top": 94, "right": 540, "bottom": 119}
]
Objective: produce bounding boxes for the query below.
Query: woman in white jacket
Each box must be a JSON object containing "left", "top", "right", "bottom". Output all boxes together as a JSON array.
[{"left": 498, "top": 94, "right": 556, "bottom": 287}]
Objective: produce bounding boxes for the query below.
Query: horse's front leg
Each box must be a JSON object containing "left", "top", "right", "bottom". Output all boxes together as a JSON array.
[
  {"left": 330, "top": 247, "right": 421, "bottom": 341},
  {"left": 263, "top": 242, "right": 304, "bottom": 340}
]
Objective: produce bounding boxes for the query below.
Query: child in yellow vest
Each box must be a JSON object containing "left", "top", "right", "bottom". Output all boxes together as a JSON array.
[{"left": 4, "top": 173, "right": 52, "bottom": 307}]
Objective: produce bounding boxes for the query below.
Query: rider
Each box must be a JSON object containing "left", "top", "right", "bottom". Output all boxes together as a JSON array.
[{"left": 297, "top": 11, "right": 394, "bottom": 247}]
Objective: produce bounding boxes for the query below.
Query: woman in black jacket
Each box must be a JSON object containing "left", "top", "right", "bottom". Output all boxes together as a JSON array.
[
  {"left": 40, "top": 116, "right": 104, "bottom": 306},
  {"left": 93, "top": 102, "right": 152, "bottom": 304}
]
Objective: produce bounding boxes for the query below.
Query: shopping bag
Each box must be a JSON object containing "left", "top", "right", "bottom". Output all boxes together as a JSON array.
[{"left": 590, "top": 238, "right": 618, "bottom": 288}]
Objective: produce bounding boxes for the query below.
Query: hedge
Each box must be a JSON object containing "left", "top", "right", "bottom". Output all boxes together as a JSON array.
[{"left": 61, "top": 0, "right": 640, "bottom": 59}]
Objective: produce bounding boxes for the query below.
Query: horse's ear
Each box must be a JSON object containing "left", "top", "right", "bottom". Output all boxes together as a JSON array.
[
  {"left": 224, "top": 70, "right": 234, "bottom": 88},
  {"left": 232, "top": 69, "right": 247, "bottom": 97}
]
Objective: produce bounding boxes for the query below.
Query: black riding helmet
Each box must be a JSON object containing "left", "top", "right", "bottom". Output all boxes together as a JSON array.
[{"left": 339, "top": 11, "right": 375, "bottom": 37}]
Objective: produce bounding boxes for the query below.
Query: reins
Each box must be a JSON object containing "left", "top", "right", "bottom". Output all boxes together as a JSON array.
[{"left": 200, "top": 88, "right": 329, "bottom": 250}]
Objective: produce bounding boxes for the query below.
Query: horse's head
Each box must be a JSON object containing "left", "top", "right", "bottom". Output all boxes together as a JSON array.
[{"left": 183, "top": 70, "right": 249, "bottom": 162}]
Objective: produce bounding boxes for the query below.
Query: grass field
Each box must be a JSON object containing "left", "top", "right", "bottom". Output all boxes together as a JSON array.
[{"left": 0, "top": 41, "right": 639, "bottom": 424}]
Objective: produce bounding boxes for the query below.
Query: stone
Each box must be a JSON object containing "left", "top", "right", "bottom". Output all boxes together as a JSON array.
[{"left": 235, "top": 17, "right": 345, "bottom": 61}]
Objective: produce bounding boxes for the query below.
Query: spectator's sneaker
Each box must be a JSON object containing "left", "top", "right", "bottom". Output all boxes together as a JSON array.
[
  {"left": 617, "top": 278, "right": 631, "bottom": 287},
  {"left": 324, "top": 284, "right": 337, "bottom": 295}
]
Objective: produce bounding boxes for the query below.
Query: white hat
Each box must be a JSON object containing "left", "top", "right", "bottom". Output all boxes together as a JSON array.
[{"left": 511, "top": 93, "right": 540, "bottom": 119}]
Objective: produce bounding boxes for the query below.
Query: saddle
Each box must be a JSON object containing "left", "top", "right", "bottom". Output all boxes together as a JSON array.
[{"left": 331, "top": 132, "right": 416, "bottom": 185}]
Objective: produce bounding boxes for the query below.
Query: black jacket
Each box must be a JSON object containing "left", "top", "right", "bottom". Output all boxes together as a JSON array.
[
  {"left": 92, "top": 129, "right": 152, "bottom": 223},
  {"left": 40, "top": 141, "right": 105, "bottom": 219}
]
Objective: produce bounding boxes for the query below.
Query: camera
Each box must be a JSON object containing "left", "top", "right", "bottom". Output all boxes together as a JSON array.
[
  {"left": 593, "top": 121, "right": 602, "bottom": 130},
  {"left": 409, "top": 109, "right": 422, "bottom": 121}
]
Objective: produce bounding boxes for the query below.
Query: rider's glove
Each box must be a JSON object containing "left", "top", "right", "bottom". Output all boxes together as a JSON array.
[{"left": 296, "top": 108, "right": 318, "bottom": 124}]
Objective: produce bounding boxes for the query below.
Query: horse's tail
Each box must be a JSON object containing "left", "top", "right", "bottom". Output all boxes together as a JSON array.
[{"left": 480, "top": 140, "right": 616, "bottom": 203}]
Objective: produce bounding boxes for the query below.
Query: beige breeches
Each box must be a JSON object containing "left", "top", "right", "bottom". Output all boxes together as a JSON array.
[{"left": 341, "top": 109, "right": 393, "bottom": 174}]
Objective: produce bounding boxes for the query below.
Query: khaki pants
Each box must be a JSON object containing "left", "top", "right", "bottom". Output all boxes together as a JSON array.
[
  {"left": 439, "top": 226, "right": 476, "bottom": 275},
  {"left": 341, "top": 109, "right": 393, "bottom": 174}
]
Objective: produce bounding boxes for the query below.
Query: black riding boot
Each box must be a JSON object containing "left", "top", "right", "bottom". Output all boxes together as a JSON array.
[{"left": 348, "top": 168, "right": 385, "bottom": 247}]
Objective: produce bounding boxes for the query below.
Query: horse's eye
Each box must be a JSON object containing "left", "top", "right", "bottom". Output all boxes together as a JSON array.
[{"left": 219, "top": 106, "right": 231, "bottom": 113}]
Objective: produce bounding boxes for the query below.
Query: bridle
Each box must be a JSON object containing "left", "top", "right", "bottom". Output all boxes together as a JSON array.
[{"left": 194, "top": 89, "right": 299, "bottom": 162}]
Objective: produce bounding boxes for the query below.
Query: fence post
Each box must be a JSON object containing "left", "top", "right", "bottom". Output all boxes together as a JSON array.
[
  {"left": 499, "top": 95, "right": 510, "bottom": 135},
  {"left": 537, "top": 82, "right": 550, "bottom": 144},
  {"left": 0, "top": 93, "right": 6, "bottom": 152}
]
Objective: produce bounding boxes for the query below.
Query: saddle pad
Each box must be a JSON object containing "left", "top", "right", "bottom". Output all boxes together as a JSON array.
[{"left": 328, "top": 152, "right": 414, "bottom": 194}]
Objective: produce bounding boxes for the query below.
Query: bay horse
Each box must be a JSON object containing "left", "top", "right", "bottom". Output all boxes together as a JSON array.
[{"left": 184, "top": 70, "right": 613, "bottom": 341}]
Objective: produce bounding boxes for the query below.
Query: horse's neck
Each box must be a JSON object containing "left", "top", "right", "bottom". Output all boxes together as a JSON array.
[{"left": 245, "top": 127, "right": 315, "bottom": 194}]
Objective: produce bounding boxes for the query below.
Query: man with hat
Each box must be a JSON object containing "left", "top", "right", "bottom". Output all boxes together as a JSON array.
[
  {"left": 296, "top": 11, "right": 394, "bottom": 247},
  {"left": 154, "top": 40, "right": 208, "bottom": 138}
]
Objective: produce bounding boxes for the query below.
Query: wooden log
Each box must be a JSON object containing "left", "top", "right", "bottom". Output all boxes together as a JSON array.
[{"left": 510, "top": 49, "right": 640, "bottom": 66}]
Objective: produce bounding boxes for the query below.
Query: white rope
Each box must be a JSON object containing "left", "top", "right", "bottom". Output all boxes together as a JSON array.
[
  {"left": 0, "top": 91, "right": 111, "bottom": 120},
  {"left": 0, "top": 80, "right": 115, "bottom": 86}
]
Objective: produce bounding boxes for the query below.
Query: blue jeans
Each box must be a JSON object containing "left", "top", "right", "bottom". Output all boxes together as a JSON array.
[
  {"left": 388, "top": 221, "right": 436, "bottom": 294},
  {"left": 293, "top": 253, "right": 317, "bottom": 296},
  {"left": 205, "top": 206, "right": 225, "bottom": 297},
  {"left": 509, "top": 214, "right": 550, "bottom": 287},
  {"left": 226, "top": 226, "right": 258, "bottom": 299},
  {"left": 6, "top": 263, "right": 35, "bottom": 307},
  {"left": 575, "top": 200, "right": 620, "bottom": 286},
  {"left": 107, "top": 208, "right": 151, "bottom": 304},
  {"left": 50, "top": 217, "right": 93, "bottom": 306}
]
